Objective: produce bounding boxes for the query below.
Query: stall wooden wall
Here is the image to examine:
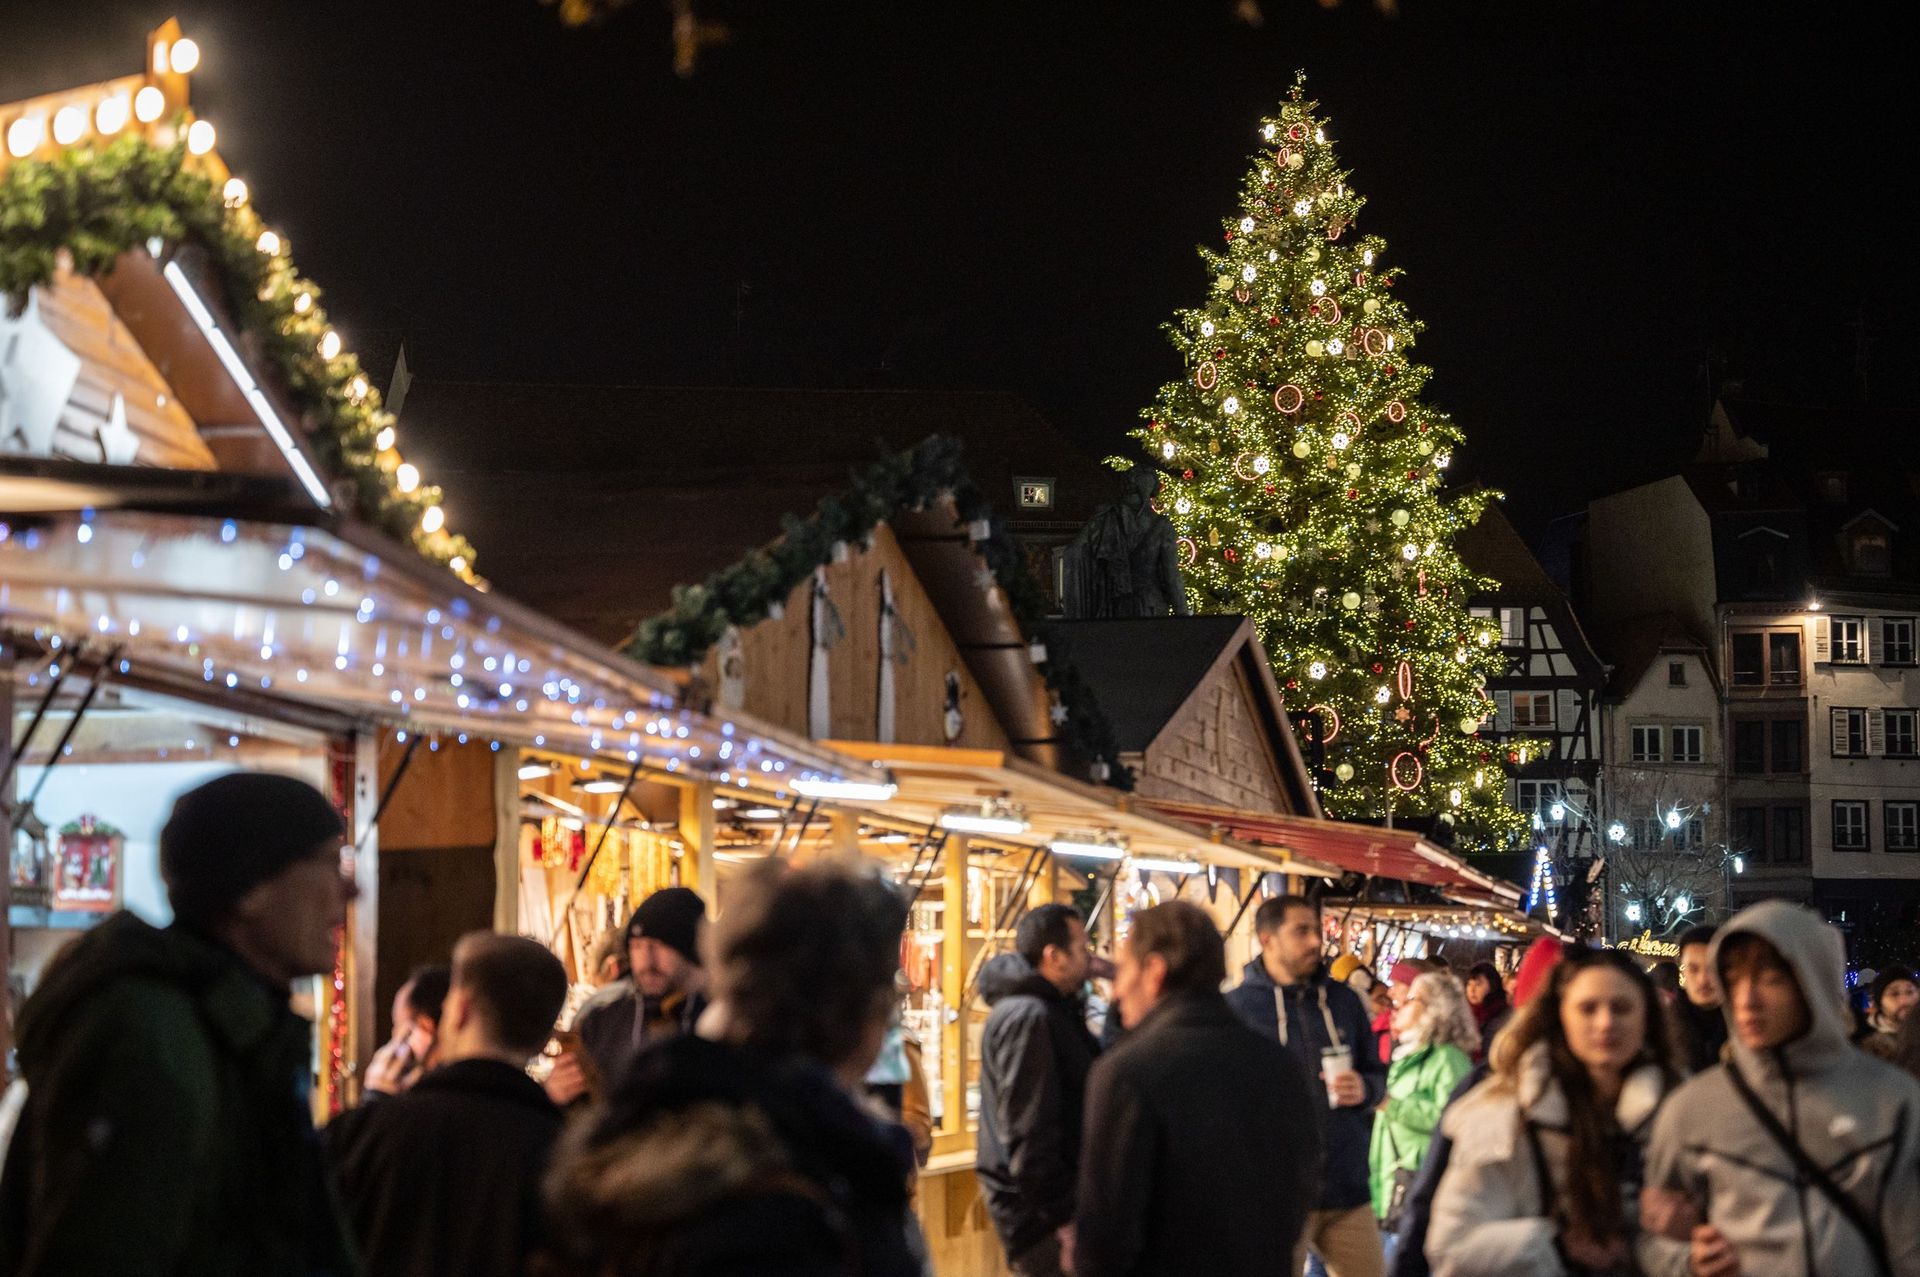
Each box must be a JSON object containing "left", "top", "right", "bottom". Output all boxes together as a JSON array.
[
  {"left": 1130, "top": 651, "right": 1291, "bottom": 813},
  {"left": 702, "top": 523, "right": 1012, "bottom": 752}
]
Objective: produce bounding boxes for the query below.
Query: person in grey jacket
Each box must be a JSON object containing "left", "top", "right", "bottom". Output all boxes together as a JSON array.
[{"left": 1642, "top": 901, "right": 1920, "bottom": 1277}]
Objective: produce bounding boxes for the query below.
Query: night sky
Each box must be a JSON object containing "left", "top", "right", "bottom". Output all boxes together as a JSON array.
[{"left": 3, "top": 1, "right": 1910, "bottom": 530}]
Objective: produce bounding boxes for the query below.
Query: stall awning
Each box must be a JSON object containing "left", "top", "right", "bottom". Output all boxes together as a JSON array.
[
  {"left": 1138, "top": 798, "right": 1522, "bottom": 903},
  {"left": 0, "top": 483, "right": 856, "bottom": 786},
  {"left": 822, "top": 741, "right": 1343, "bottom": 878}
]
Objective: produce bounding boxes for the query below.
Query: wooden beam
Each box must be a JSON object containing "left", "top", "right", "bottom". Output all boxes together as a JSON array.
[
  {"left": 679, "top": 780, "right": 716, "bottom": 898},
  {"left": 346, "top": 730, "right": 381, "bottom": 1102},
  {"left": 492, "top": 748, "right": 520, "bottom": 934},
  {"left": 829, "top": 808, "right": 861, "bottom": 860},
  {"left": 941, "top": 835, "right": 969, "bottom": 1138}
]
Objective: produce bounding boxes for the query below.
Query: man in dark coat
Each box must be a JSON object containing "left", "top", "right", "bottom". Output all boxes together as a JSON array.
[
  {"left": 546, "top": 886, "right": 709, "bottom": 1103},
  {"left": 0, "top": 772, "right": 359, "bottom": 1276},
  {"left": 976, "top": 904, "right": 1098, "bottom": 1277},
  {"left": 1671, "top": 924, "right": 1728, "bottom": 1073},
  {"left": 1071, "top": 901, "right": 1320, "bottom": 1277},
  {"left": 327, "top": 932, "right": 569, "bottom": 1277},
  {"left": 1224, "top": 895, "right": 1386, "bottom": 1277}
]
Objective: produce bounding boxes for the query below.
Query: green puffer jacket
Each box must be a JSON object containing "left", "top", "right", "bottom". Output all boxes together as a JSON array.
[
  {"left": 0, "top": 911, "right": 357, "bottom": 1277},
  {"left": 1369, "top": 1041, "right": 1472, "bottom": 1219}
]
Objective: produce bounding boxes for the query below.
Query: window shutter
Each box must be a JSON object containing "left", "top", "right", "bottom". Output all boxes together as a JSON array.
[
  {"left": 1879, "top": 617, "right": 1891, "bottom": 664},
  {"left": 1860, "top": 619, "right": 1872, "bottom": 663},
  {"left": 1494, "top": 689, "right": 1512, "bottom": 730},
  {"left": 1869, "top": 708, "right": 1887, "bottom": 756},
  {"left": 1832, "top": 706, "right": 1851, "bottom": 756},
  {"left": 1815, "top": 617, "right": 1830, "bottom": 661}
]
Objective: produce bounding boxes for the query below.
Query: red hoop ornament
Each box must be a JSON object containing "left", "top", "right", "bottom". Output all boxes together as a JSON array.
[
  {"left": 1386, "top": 400, "right": 1407, "bottom": 423},
  {"left": 1273, "top": 383, "right": 1305, "bottom": 414},
  {"left": 1195, "top": 361, "right": 1219, "bottom": 392},
  {"left": 1311, "top": 297, "right": 1342, "bottom": 325},
  {"left": 1287, "top": 123, "right": 1307, "bottom": 142},
  {"left": 1308, "top": 703, "right": 1341, "bottom": 744},
  {"left": 1362, "top": 328, "right": 1390, "bottom": 358},
  {"left": 1389, "top": 752, "right": 1423, "bottom": 792},
  {"left": 1417, "top": 716, "right": 1441, "bottom": 753},
  {"left": 1178, "top": 537, "right": 1198, "bottom": 566},
  {"left": 1275, "top": 145, "right": 1293, "bottom": 165},
  {"left": 1396, "top": 660, "right": 1414, "bottom": 701},
  {"left": 1340, "top": 410, "right": 1364, "bottom": 436}
]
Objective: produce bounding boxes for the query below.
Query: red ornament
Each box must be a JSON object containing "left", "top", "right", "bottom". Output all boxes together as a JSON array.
[
  {"left": 1183, "top": 469, "right": 1195, "bottom": 480},
  {"left": 1404, "top": 619, "right": 1417, "bottom": 630},
  {"left": 1225, "top": 230, "right": 1234, "bottom": 241},
  {"left": 1285, "top": 679, "right": 1299, "bottom": 690},
  {"left": 1264, "top": 484, "right": 1276, "bottom": 494},
  {"left": 1408, "top": 471, "right": 1420, "bottom": 480},
  {"left": 1224, "top": 548, "right": 1239, "bottom": 562},
  {"left": 1506, "top": 750, "right": 1520, "bottom": 764},
  {"left": 1346, "top": 488, "right": 1359, "bottom": 500},
  {"left": 1268, "top": 315, "right": 1281, "bottom": 326},
  {"left": 1371, "top": 663, "right": 1384, "bottom": 674}
]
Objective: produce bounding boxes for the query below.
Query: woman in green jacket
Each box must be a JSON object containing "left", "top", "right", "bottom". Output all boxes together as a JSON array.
[{"left": 1370, "top": 970, "right": 1477, "bottom": 1224}]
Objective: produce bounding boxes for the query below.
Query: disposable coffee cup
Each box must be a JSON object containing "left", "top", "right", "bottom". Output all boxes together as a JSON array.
[{"left": 1320, "top": 1046, "right": 1352, "bottom": 1107}]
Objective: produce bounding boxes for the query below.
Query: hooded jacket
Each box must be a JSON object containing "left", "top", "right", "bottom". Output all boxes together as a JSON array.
[
  {"left": 1427, "top": 1043, "right": 1685, "bottom": 1277},
  {"left": 573, "top": 981, "right": 710, "bottom": 1091},
  {"left": 975, "top": 973, "right": 1101, "bottom": 1257},
  {"left": 542, "top": 1033, "right": 926, "bottom": 1276},
  {"left": 0, "top": 911, "right": 356, "bottom": 1277},
  {"left": 1071, "top": 990, "right": 1321, "bottom": 1277},
  {"left": 1224, "top": 958, "right": 1385, "bottom": 1210},
  {"left": 1644, "top": 901, "right": 1920, "bottom": 1277}
]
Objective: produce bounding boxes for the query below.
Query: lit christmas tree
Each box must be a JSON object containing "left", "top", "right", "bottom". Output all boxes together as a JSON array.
[{"left": 1130, "top": 77, "right": 1532, "bottom": 849}]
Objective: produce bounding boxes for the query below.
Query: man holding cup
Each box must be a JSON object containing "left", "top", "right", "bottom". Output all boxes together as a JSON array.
[{"left": 1226, "top": 894, "right": 1387, "bottom": 1277}]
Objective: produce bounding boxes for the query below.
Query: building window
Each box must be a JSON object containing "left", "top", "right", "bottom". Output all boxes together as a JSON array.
[
  {"left": 1888, "top": 709, "right": 1918, "bottom": 759},
  {"left": 1630, "top": 725, "right": 1663, "bottom": 763},
  {"left": 1888, "top": 803, "right": 1920, "bottom": 853},
  {"left": 1672, "top": 818, "right": 1705, "bottom": 852},
  {"left": 1734, "top": 718, "right": 1803, "bottom": 774},
  {"left": 1732, "top": 629, "right": 1801, "bottom": 687},
  {"left": 1500, "top": 607, "right": 1527, "bottom": 648},
  {"left": 1833, "top": 801, "right": 1869, "bottom": 852},
  {"left": 1831, "top": 707, "right": 1868, "bottom": 758},
  {"left": 1668, "top": 661, "right": 1687, "bottom": 687},
  {"left": 1014, "top": 477, "right": 1056, "bottom": 510},
  {"left": 1828, "top": 616, "right": 1866, "bottom": 664},
  {"left": 1511, "top": 692, "right": 1555, "bottom": 729},
  {"left": 1671, "top": 725, "right": 1704, "bottom": 764},
  {"left": 1883, "top": 618, "right": 1917, "bottom": 666},
  {"left": 1734, "top": 806, "right": 1765, "bottom": 859},
  {"left": 1516, "top": 780, "right": 1562, "bottom": 824},
  {"left": 1631, "top": 817, "right": 1665, "bottom": 851},
  {"left": 1817, "top": 471, "right": 1848, "bottom": 503},
  {"left": 1773, "top": 806, "right": 1805, "bottom": 863},
  {"left": 1852, "top": 528, "right": 1893, "bottom": 576}
]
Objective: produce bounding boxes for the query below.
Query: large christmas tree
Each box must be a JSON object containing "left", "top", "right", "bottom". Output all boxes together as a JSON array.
[{"left": 1131, "top": 78, "right": 1530, "bottom": 849}]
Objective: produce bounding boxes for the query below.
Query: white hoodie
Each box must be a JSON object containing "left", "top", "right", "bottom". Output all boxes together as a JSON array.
[{"left": 1644, "top": 900, "right": 1920, "bottom": 1277}]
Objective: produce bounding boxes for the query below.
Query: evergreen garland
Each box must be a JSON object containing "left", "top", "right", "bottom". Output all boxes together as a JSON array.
[
  {"left": 0, "top": 135, "right": 477, "bottom": 576},
  {"left": 626, "top": 435, "right": 1131, "bottom": 787}
]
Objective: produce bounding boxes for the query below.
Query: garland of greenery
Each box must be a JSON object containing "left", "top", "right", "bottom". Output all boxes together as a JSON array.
[
  {"left": 627, "top": 434, "right": 1132, "bottom": 787},
  {"left": 0, "top": 135, "right": 476, "bottom": 576}
]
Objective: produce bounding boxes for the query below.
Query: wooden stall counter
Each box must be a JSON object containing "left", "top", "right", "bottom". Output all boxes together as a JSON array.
[{"left": 918, "top": 1151, "right": 1009, "bottom": 1277}]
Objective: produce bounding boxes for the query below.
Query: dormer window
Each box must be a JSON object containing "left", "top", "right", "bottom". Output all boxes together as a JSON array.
[
  {"left": 1816, "top": 471, "right": 1848, "bottom": 503},
  {"left": 1852, "top": 527, "right": 1892, "bottom": 576}
]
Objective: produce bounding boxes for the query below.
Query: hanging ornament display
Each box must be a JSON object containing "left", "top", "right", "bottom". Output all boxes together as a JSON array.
[
  {"left": 1389, "top": 752, "right": 1423, "bottom": 791},
  {"left": 1196, "top": 361, "right": 1218, "bottom": 391},
  {"left": 1273, "top": 384, "right": 1305, "bottom": 414},
  {"left": 1308, "top": 703, "right": 1340, "bottom": 743},
  {"left": 1334, "top": 762, "right": 1355, "bottom": 782},
  {"left": 1395, "top": 660, "right": 1414, "bottom": 700}
]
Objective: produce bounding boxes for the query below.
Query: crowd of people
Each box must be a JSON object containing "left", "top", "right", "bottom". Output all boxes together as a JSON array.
[{"left": 4, "top": 769, "right": 1920, "bottom": 1276}]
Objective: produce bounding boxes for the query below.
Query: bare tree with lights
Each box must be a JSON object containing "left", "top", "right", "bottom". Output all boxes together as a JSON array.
[{"left": 1600, "top": 767, "right": 1751, "bottom": 933}]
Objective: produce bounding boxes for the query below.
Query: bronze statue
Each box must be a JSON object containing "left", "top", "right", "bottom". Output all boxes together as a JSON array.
[{"left": 1065, "top": 467, "right": 1191, "bottom": 619}]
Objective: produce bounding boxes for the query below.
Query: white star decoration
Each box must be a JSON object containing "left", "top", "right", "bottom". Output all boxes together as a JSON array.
[
  {"left": 97, "top": 393, "right": 140, "bottom": 466},
  {"left": 1049, "top": 703, "right": 1070, "bottom": 725}
]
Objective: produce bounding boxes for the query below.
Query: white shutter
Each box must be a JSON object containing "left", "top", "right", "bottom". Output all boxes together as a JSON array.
[
  {"left": 1879, "top": 617, "right": 1892, "bottom": 665},
  {"left": 1860, "top": 619, "right": 1873, "bottom": 664},
  {"left": 1494, "top": 689, "right": 1512, "bottom": 731},
  {"left": 1557, "top": 689, "right": 1579, "bottom": 736},
  {"left": 1869, "top": 708, "right": 1887, "bottom": 756},
  {"left": 1831, "top": 706, "right": 1851, "bottom": 756},
  {"left": 1815, "top": 616, "right": 1830, "bottom": 662}
]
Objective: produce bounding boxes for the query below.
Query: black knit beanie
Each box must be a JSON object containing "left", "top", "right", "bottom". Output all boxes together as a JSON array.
[
  {"left": 625, "top": 887, "right": 707, "bottom": 967},
  {"left": 160, "top": 772, "right": 346, "bottom": 928}
]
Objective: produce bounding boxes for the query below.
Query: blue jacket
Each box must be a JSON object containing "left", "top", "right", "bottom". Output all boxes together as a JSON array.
[{"left": 1224, "top": 958, "right": 1386, "bottom": 1211}]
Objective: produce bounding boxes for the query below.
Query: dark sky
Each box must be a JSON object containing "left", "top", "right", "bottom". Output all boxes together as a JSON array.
[{"left": 4, "top": 1, "right": 1911, "bottom": 529}]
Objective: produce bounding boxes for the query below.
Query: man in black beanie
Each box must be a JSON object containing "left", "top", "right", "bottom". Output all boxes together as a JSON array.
[
  {"left": 547, "top": 886, "right": 708, "bottom": 1104},
  {"left": 0, "top": 771, "right": 359, "bottom": 1276}
]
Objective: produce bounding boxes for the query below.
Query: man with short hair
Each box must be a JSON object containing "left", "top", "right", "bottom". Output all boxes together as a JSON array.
[
  {"left": 328, "top": 931, "right": 570, "bottom": 1277},
  {"left": 546, "top": 885, "right": 709, "bottom": 1103},
  {"left": 1071, "top": 901, "right": 1319, "bottom": 1277},
  {"left": 0, "top": 772, "right": 358, "bottom": 1276},
  {"left": 1644, "top": 901, "right": 1920, "bottom": 1276},
  {"left": 1859, "top": 965, "right": 1918, "bottom": 1060},
  {"left": 1224, "top": 894, "right": 1386, "bottom": 1277},
  {"left": 1671, "top": 924, "right": 1728, "bottom": 1074},
  {"left": 363, "top": 964, "right": 452, "bottom": 1097},
  {"left": 976, "top": 903, "right": 1099, "bottom": 1277}
]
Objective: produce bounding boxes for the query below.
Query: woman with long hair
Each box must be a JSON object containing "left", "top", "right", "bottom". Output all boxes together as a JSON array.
[
  {"left": 1371, "top": 972, "right": 1477, "bottom": 1228},
  {"left": 1463, "top": 961, "right": 1511, "bottom": 1062},
  {"left": 1426, "top": 947, "right": 1685, "bottom": 1276}
]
